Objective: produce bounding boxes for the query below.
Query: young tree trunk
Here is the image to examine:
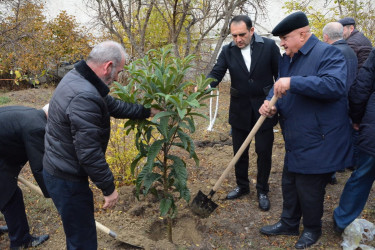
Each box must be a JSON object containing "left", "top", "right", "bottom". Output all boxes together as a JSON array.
[{"left": 167, "top": 217, "right": 173, "bottom": 243}]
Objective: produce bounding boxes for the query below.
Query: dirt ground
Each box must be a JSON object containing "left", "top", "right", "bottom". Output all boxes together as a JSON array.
[{"left": 1, "top": 84, "right": 375, "bottom": 249}]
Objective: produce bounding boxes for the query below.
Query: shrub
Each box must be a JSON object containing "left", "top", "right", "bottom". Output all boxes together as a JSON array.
[{"left": 106, "top": 118, "right": 139, "bottom": 188}]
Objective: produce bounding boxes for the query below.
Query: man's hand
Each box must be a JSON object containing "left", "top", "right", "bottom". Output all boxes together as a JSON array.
[
  {"left": 259, "top": 99, "right": 277, "bottom": 118},
  {"left": 194, "top": 84, "right": 211, "bottom": 92},
  {"left": 150, "top": 108, "right": 161, "bottom": 117},
  {"left": 273, "top": 77, "right": 291, "bottom": 98},
  {"left": 103, "top": 189, "right": 118, "bottom": 209},
  {"left": 353, "top": 123, "right": 360, "bottom": 131}
]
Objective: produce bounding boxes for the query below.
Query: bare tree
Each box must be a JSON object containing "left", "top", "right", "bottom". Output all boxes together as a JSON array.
[{"left": 85, "top": 0, "right": 267, "bottom": 73}]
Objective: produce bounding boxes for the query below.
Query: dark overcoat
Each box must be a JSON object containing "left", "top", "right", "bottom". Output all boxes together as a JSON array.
[
  {"left": 349, "top": 48, "right": 375, "bottom": 157},
  {"left": 208, "top": 33, "right": 280, "bottom": 131},
  {"left": 0, "top": 106, "right": 49, "bottom": 210},
  {"left": 268, "top": 35, "right": 353, "bottom": 174},
  {"left": 332, "top": 39, "right": 358, "bottom": 93}
]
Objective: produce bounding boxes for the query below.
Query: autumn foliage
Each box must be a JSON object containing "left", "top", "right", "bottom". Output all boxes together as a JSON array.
[{"left": 0, "top": 0, "right": 94, "bottom": 86}]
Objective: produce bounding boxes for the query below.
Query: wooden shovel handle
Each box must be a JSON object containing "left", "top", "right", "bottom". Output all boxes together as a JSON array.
[
  {"left": 17, "top": 176, "right": 118, "bottom": 239},
  {"left": 212, "top": 95, "right": 278, "bottom": 192},
  {"left": 18, "top": 176, "right": 44, "bottom": 196}
]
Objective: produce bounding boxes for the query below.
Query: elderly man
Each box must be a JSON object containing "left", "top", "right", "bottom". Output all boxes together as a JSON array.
[
  {"left": 207, "top": 15, "right": 280, "bottom": 211},
  {"left": 0, "top": 105, "right": 50, "bottom": 249},
  {"left": 259, "top": 12, "right": 353, "bottom": 248},
  {"left": 323, "top": 21, "right": 358, "bottom": 181},
  {"left": 43, "top": 41, "right": 158, "bottom": 249},
  {"left": 338, "top": 17, "right": 372, "bottom": 70},
  {"left": 323, "top": 22, "right": 357, "bottom": 93}
]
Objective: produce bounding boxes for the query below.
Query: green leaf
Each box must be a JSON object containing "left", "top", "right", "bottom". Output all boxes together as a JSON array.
[
  {"left": 187, "top": 99, "right": 200, "bottom": 107},
  {"left": 160, "top": 198, "right": 172, "bottom": 216},
  {"left": 144, "top": 139, "right": 164, "bottom": 170},
  {"left": 143, "top": 173, "right": 162, "bottom": 195},
  {"left": 151, "top": 111, "right": 175, "bottom": 123},
  {"left": 184, "top": 116, "right": 196, "bottom": 133},
  {"left": 177, "top": 107, "right": 187, "bottom": 119},
  {"left": 158, "top": 116, "right": 169, "bottom": 139},
  {"left": 187, "top": 92, "right": 200, "bottom": 102},
  {"left": 177, "top": 129, "right": 189, "bottom": 149},
  {"left": 188, "top": 112, "right": 208, "bottom": 120},
  {"left": 135, "top": 162, "right": 152, "bottom": 198},
  {"left": 168, "top": 155, "right": 187, "bottom": 187},
  {"left": 130, "top": 153, "right": 143, "bottom": 175},
  {"left": 179, "top": 187, "right": 191, "bottom": 202}
]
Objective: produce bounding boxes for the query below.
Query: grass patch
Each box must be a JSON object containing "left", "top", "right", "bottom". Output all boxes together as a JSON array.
[{"left": 0, "top": 96, "right": 11, "bottom": 105}]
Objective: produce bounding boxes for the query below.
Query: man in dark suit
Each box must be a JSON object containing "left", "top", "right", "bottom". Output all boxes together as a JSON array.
[
  {"left": 0, "top": 105, "right": 50, "bottom": 249},
  {"left": 207, "top": 15, "right": 280, "bottom": 211}
]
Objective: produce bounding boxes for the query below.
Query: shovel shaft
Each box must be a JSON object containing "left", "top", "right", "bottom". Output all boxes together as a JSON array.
[
  {"left": 18, "top": 176, "right": 44, "bottom": 196},
  {"left": 95, "top": 221, "right": 117, "bottom": 238},
  {"left": 212, "top": 95, "right": 278, "bottom": 192},
  {"left": 17, "top": 176, "right": 118, "bottom": 239}
]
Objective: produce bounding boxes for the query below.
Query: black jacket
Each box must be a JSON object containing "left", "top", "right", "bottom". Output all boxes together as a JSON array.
[
  {"left": 349, "top": 48, "right": 375, "bottom": 157},
  {"left": 208, "top": 33, "right": 280, "bottom": 131},
  {"left": 43, "top": 60, "right": 150, "bottom": 196},
  {"left": 346, "top": 29, "right": 373, "bottom": 70},
  {"left": 0, "top": 106, "right": 49, "bottom": 210}
]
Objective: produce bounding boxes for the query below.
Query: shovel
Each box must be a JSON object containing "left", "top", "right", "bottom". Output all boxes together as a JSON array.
[
  {"left": 17, "top": 176, "right": 143, "bottom": 249},
  {"left": 191, "top": 95, "right": 278, "bottom": 218}
]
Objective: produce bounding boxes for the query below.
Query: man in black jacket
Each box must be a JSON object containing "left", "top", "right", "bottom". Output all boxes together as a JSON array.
[
  {"left": 333, "top": 48, "right": 375, "bottom": 233},
  {"left": 207, "top": 15, "right": 279, "bottom": 211},
  {"left": 338, "top": 17, "right": 372, "bottom": 70},
  {"left": 0, "top": 105, "right": 50, "bottom": 249},
  {"left": 43, "top": 41, "right": 158, "bottom": 249}
]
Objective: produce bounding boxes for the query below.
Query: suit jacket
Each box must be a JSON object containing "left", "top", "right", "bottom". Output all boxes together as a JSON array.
[
  {"left": 0, "top": 106, "right": 49, "bottom": 210},
  {"left": 208, "top": 33, "right": 280, "bottom": 131}
]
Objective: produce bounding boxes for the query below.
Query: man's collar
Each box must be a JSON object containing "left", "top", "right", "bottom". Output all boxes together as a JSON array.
[
  {"left": 299, "top": 34, "right": 319, "bottom": 55},
  {"left": 74, "top": 60, "right": 110, "bottom": 97}
]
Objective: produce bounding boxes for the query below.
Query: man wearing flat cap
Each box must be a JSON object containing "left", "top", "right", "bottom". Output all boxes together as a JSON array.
[
  {"left": 338, "top": 17, "right": 372, "bottom": 70},
  {"left": 259, "top": 11, "right": 353, "bottom": 248}
]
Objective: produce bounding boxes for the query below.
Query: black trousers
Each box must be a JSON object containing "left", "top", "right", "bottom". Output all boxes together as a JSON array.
[
  {"left": 1, "top": 186, "right": 32, "bottom": 248},
  {"left": 231, "top": 126, "right": 274, "bottom": 194},
  {"left": 280, "top": 167, "right": 332, "bottom": 233}
]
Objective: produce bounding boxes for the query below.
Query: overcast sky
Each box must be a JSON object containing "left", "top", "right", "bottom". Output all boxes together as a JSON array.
[{"left": 44, "top": 0, "right": 287, "bottom": 32}]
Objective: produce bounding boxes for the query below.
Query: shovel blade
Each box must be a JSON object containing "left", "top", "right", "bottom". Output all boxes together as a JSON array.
[{"left": 190, "top": 190, "right": 218, "bottom": 218}]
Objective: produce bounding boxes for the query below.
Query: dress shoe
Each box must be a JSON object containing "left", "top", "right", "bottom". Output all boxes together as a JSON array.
[
  {"left": 10, "top": 234, "right": 49, "bottom": 249},
  {"left": 0, "top": 225, "right": 8, "bottom": 235},
  {"left": 258, "top": 193, "right": 270, "bottom": 211},
  {"left": 295, "top": 231, "right": 321, "bottom": 249},
  {"left": 226, "top": 186, "right": 249, "bottom": 200},
  {"left": 260, "top": 221, "right": 299, "bottom": 236},
  {"left": 333, "top": 216, "right": 344, "bottom": 234}
]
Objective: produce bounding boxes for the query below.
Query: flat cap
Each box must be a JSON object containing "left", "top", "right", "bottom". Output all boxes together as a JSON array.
[
  {"left": 272, "top": 11, "right": 309, "bottom": 36},
  {"left": 338, "top": 17, "right": 355, "bottom": 26}
]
